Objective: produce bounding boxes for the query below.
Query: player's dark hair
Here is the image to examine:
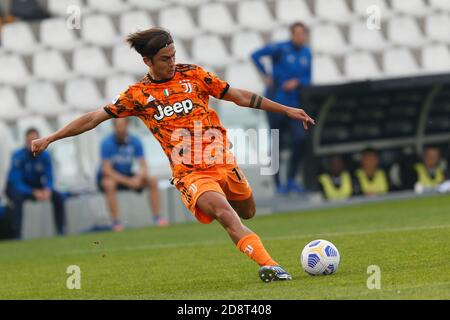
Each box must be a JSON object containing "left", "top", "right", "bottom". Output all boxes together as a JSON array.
[
  {"left": 290, "top": 22, "right": 308, "bottom": 33},
  {"left": 126, "top": 28, "right": 174, "bottom": 59},
  {"left": 25, "top": 127, "right": 39, "bottom": 137}
]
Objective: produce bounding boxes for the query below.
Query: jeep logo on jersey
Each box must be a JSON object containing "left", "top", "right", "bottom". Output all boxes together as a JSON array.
[{"left": 153, "top": 99, "right": 194, "bottom": 121}]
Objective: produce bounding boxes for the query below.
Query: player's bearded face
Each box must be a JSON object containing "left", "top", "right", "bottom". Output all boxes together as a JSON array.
[{"left": 146, "top": 44, "right": 176, "bottom": 80}]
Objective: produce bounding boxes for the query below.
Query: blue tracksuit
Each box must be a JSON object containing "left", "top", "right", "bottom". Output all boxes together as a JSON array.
[
  {"left": 6, "top": 148, "right": 65, "bottom": 238},
  {"left": 251, "top": 41, "right": 312, "bottom": 185},
  {"left": 251, "top": 41, "right": 312, "bottom": 108},
  {"left": 97, "top": 134, "right": 144, "bottom": 188}
]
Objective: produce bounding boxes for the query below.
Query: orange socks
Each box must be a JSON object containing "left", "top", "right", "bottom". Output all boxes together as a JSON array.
[{"left": 237, "top": 233, "right": 278, "bottom": 266}]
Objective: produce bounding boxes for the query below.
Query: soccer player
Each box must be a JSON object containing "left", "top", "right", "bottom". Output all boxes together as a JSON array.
[
  {"left": 31, "top": 28, "right": 315, "bottom": 282},
  {"left": 98, "top": 118, "right": 166, "bottom": 232}
]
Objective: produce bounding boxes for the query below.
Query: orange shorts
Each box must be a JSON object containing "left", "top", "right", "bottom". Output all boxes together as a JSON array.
[{"left": 172, "top": 163, "right": 253, "bottom": 224}]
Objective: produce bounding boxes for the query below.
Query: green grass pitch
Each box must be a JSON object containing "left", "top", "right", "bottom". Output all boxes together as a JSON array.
[{"left": 0, "top": 195, "right": 449, "bottom": 299}]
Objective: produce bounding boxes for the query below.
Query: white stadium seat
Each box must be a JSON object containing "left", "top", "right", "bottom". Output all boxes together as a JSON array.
[
  {"left": 86, "top": 0, "right": 130, "bottom": 15},
  {"left": 0, "top": 86, "right": 27, "bottom": 121},
  {"left": 388, "top": 17, "right": 427, "bottom": 48},
  {"left": 231, "top": 31, "right": 264, "bottom": 61},
  {"left": 237, "top": 0, "right": 278, "bottom": 32},
  {"left": 425, "top": 14, "right": 450, "bottom": 44},
  {"left": 105, "top": 74, "right": 138, "bottom": 102},
  {"left": 54, "top": 113, "right": 89, "bottom": 188},
  {"left": 349, "top": 21, "right": 388, "bottom": 52},
  {"left": 127, "top": 0, "right": 170, "bottom": 11},
  {"left": 225, "top": 62, "right": 264, "bottom": 94},
  {"left": 383, "top": 49, "right": 421, "bottom": 78},
  {"left": 47, "top": 0, "right": 91, "bottom": 16},
  {"left": 421, "top": 45, "right": 450, "bottom": 74},
  {"left": 173, "top": 39, "right": 191, "bottom": 64},
  {"left": 81, "top": 14, "right": 120, "bottom": 47},
  {"left": 119, "top": 11, "right": 154, "bottom": 36},
  {"left": 271, "top": 27, "right": 290, "bottom": 42},
  {"left": 159, "top": 6, "right": 200, "bottom": 40},
  {"left": 429, "top": 0, "right": 450, "bottom": 12},
  {"left": 276, "top": 0, "right": 316, "bottom": 25},
  {"left": 40, "top": 18, "right": 83, "bottom": 51},
  {"left": 171, "top": 0, "right": 209, "bottom": 7},
  {"left": 344, "top": 52, "right": 382, "bottom": 81},
  {"left": 192, "top": 35, "right": 233, "bottom": 68},
  {"left": 1, "top": 21, "right": 42, "bottom": 55},
  {"left": 25, "top": 82, "right": 68, "bottom": 117},
  {"left": 313, "top": 56, "right": 346, "bottom": 85},
  {"left": 0, "top": 121, "right": 17, "bottom": 192},
  {"left": 73, "top": 47, "right": 113, "bottom": 79},
  {"left": 112, "top": 44, "right": 146, "bottom": 76},
  {"left": 33, "top": 50, "right": 73, "bottom": 82},
  {"left": 315, "top": 0, "right": 354, "bottom": 24},
  {"left": 0, "top": 54, "right": 32, "bottom": 87},
  {"left": 199, "top": 3, "right": 239, "bottom": 36},
  {"left": 217, "top": 99, "right": 265, "bottom": 132},
  {"left": 353, "top": 0, "right": 391, "bottom": 18},
  {"left": 391, "top": 0, "right": 431, "bottom": 17},
  {"left": 56, "top": 113, "right": 102, "bottom": 180},
  {"left": 140, "top": 131, "right": 171, "bottom": 177},
  {"left": 16, "top": 116, "right": 53, "bottom": 140},
  {"left": 65, "top": 78, "right": 105, "bottom": 111},
  {"left": 311, "top": 24, "right": 349, "bottom": 55}
]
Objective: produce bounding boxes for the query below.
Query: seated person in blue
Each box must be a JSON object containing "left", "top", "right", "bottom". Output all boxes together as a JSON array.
[
  {"left": 6, "top": 128, "right": 66, "bottom": 239},
  {"left": 98, "top": 118, "right": 166, "bottom": 232}
]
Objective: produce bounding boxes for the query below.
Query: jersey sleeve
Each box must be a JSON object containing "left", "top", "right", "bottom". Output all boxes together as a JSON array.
[
  {"left": 195, "top": 66, "right": 230, "bottom": 99},
  {"left": 104, "top": 87, "right": 145, "bottom": 118}
]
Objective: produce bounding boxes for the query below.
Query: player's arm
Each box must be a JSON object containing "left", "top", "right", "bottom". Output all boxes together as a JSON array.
[
  {"left": 222, "top": 88, "right": 315, "bottom": 130},
  {"left": 32, "top": 108, "right": 112, "bottom": 156}
]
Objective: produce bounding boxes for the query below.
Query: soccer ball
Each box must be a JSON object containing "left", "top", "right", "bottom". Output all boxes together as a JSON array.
[{"left": 300, "top": 239, "right": 340, "bottom": 276}]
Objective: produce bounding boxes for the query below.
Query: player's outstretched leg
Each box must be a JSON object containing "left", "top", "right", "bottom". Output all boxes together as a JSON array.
[{"left": 196, "top": 191, "right": 292, "bottom": 282}]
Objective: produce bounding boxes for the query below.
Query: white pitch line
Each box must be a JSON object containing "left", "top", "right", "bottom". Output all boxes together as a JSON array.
[{"left": 59, "top": 224, "right": 450, "bottom": 256}]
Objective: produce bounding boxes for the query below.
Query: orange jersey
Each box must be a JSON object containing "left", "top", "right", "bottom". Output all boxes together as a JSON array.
[{"left": 104, "top": 64, "right": 235, "bottom": 178}]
